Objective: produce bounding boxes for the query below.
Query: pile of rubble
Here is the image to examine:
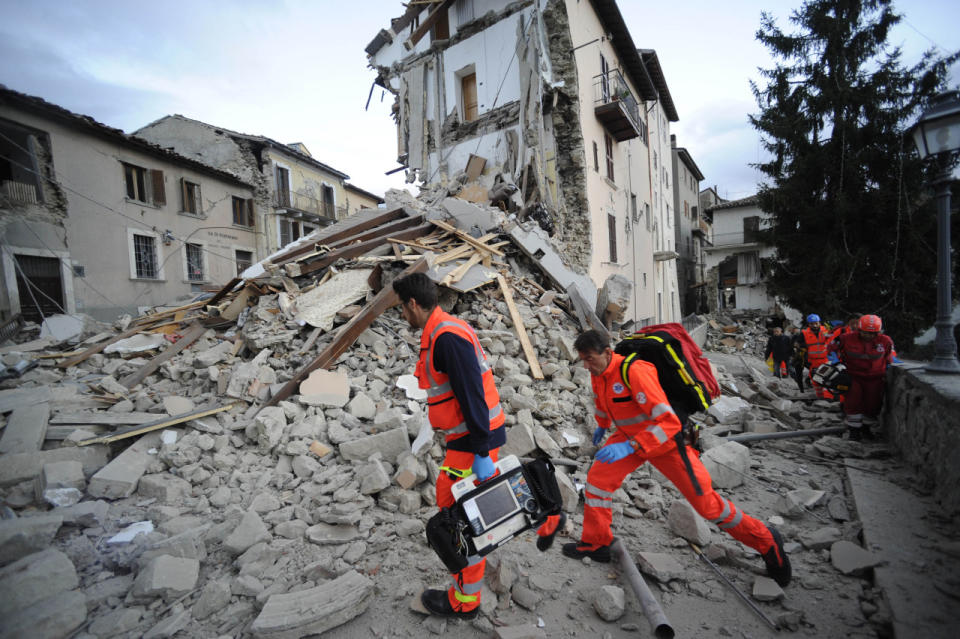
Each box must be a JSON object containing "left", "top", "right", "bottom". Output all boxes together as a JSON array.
[
  {"left": 703, "top": 310, "right": 782, "bottom": 360},
  {"left": 0, "top": 193, "right": 897, "bottom": 638}
]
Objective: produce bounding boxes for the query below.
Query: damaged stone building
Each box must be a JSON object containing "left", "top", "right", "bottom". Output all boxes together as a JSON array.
[
  {"left": 0, "top": 88, "right": 260, "bottom": 323},
  {"left": 367, "top": 0, "right": 687, "bottom": 327},
  {"left": 670, "top": 134, "right": 708, "bottom": 316},
  {"left": 135, "top": 116, "right": 384, "bottom": 258}
]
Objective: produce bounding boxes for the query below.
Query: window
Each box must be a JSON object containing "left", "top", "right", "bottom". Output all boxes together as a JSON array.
[
  {"left": 321, "top": 184, "right": 336, "bottom": 218},
  {"left": 278, "top": 218, "right": 300, "bottom": 247},
  {"left": 744, "top": 216, "right": 761, "bottom": 243},
  {"left": 592, "top": 141, "right": 599, "bottom": 172},
  {"left": 431, "top": 4, "right": 449, "bottom": 40},
  {"left": 275, "top": 165, "right": 291, "bottom": 207},
  {"left": 645, "top": 203, "right": 651, "bottom": 231},
  {"left": 235, "top": 249, "right": 253, "bottom": 276},
  {"left": 233, "top": 197, "right": 255, "bottom": 227},
  {"left": 181, "top": 179, "right": 201, "bottom": 215},
  {"left": 684, "top": 201, "right": 689, "bottom": 219},
  {"left": 604, "top": 134, "right": 614, "bottom": 182},
  {"left": 185, "top": 243, "right": 205, "bottom": 281},
  {"left": 653, "top": 151, "right": 658, "bottom": 171},
  {"left": 630, "top": 193, "right": 638, "bottom": 222},
  {"left": 133, "top": 233, "right": 159, "bottom": 279},
  {"left": 123, "top": 163, "right": 164, "bottom": 206},
  {"left": 0, "top": 119, "right": 43, "bottom": 204},
  {"left": 607, "top": 214, "right": 617, "bottom": 262},
  {"left": 600, "top": 53, "right": 610, "bottom": 101},
  {"left": 461, "top": 72, "right": 478, "bottom": 122}
]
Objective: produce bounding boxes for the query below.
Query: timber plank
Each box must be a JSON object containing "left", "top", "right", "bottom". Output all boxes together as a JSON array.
[
  {"left": 119, "top": 323, "right": 205, "bottom": 389},
  {"left": 297, "top": 224, "right": 434, "bottom": 277},
  {"left": 57, "top": 324, "right": 144, "bottom": 369},
  {"left": 496, "top": 274, "right": 544, "bottom": 379},
  {"left": 76, "top": 401, "right": 241, "bottom": 446},
  {"left": 429, "top": 219, "right": 505, "bottom": 256}
]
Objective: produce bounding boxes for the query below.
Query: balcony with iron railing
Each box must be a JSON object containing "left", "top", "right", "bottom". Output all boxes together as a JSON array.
[
  {"left": 275, "top": 190, "right": 343, "bottom": 222},
  {"left": 593, "top": 69, "right": 642, "bottom": 142}
]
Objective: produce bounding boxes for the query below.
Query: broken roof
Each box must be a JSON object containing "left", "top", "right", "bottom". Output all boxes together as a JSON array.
[
  {"left": 135, "top": 114, "right": 350, "bottom": 180},
  {"left": 707, "top": 194, "right": 760, "bottom": 212},
  {"left": 0, "top": 86, "right": 253, "bottom": 188}
]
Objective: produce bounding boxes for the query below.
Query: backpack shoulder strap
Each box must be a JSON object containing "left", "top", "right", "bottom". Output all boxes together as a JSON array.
[{"left": 620, "top": 352, "right": 637, "bottom": 390}]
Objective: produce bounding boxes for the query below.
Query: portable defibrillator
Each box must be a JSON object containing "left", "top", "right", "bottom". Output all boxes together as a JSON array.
[
  {"left": 812, "top": 362, "right": 851, "bottom": 393},
  {"left": 426, "top": 455, "right": 561, "bottom": 572}
]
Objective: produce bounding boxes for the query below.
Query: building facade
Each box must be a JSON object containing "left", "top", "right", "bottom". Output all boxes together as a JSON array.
[
  {"left": 703, "top": 195, "right": 778, "bottom": 312},
  {"left": 0, "top": 89, "right": 259, "bottom": 323},
  {"left": 136, "top": 116, "right": 381, "bottom": 255},
  {"left": 671, "top": 135, "right": 706, "bottom": 315},
  {"left": 367, "top": 0, "right": 681, "bottom": 325}
]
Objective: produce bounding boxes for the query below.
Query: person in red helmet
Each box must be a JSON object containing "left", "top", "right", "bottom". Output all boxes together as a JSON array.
[{"left": 828, "top": 314, "right": 895, "bottom": 440}]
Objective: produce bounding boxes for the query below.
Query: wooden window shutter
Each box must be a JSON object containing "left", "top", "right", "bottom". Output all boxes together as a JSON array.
[
  {"left": 151, "top": 170, "right": 165, "bottom": 206},
  {"left": 607, "top": 214, "right": 617, "bottom": 263},
  {"left": 462, "top": 73, "right": 478, "bottom": 122},
  {"left": 180, "top": 178, "right": 189, "bottom": 212},
  {"left": 195, "top": 183, "right": 202, "bottom": 215},
  {"left": 246, "top": 198, "right": 255, "bottom": 228}
]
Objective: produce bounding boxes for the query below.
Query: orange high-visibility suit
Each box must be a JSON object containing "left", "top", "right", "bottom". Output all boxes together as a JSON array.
[
  {"left": 582, "top": 353, "right": 775, "bottom": 554},
  {"left": 802, "top": 325, "right": 834, "bottom": 399}
]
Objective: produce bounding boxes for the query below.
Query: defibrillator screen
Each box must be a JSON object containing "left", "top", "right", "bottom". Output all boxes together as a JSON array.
[{"left": 472, "top": 483, "right": 519, "bottom": 527}]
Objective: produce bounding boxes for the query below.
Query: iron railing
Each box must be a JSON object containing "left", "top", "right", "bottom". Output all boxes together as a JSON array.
[{"left": 593, "top": 69, "right": 641, "bottom": 134}]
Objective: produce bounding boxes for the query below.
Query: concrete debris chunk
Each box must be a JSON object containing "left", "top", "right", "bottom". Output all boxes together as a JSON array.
[
  {"left": 700, "top": 441, "right": 750, "bottom": 489},
  {"left": 707, "top": 395, "right": 751, "bottom": 424},
  {"left": 0, "top": 587, "right": 86, "bottom": 639},
  {"left": 501, "top": 422, "right": 537, "bottom": 457},
  {"left": 299, "top": 368, "right": 351, "bottom": 407},
  {"left": 830, "top": 540, "right": 883, "bottom": 575},
  {"left": 193, "top": 579, "right": 232, "bottom": 619},
  {"left": 0, "top": 548, "right": 78, "bottom": 618},
  {"left": 635, "top": 551, "right": 684, "bottom": 582},
  {"left": 346, "top": 391, "right": 376, "bottom": 420},
  {"left": 0, "top": 514, "right": 63, "bottom": 566},
  {"left": 138, "top": 472, "right": 192, "bottom": 503},
  {"left": 339, "top": 426, "right": 409, "bottom": 463},
  {"left": 593, "top": 584, "right": 626, "bottom": 621},
  {"left": 0, "top": 403, "right": 50, "bottom": 454},
  {"left": 89, "top": 607, "right": 143, "bottom": 636},
  {"left": 306, "top": 522, "right": 360, "bottom": 545},
  {"left": 36, "top": 460, "right": 86, "bottom": 507},
  {"left": 752, "top": 576, "right": 785, "bottom": 601},
  {"left": 800, "top": 525, "right": 842, "bottom": 551},
  {"left": 668, "top": 500, "right": 712, "bottom": 545},
  {"left": 250, "top": 569, "right": 374, "bottom": 639},
  {"left": 162, "top": 395, "right": 195, "bottom": 416},
  {"left": 494, "top": 625, "right": 548, "bottom": 639},
  {"left": 132, "top": 554, "right": 200, "bottom": 600},
  {"left": 224, "top": 510, "right": 272, "bottom": 554},
  {"left": 87, "top": 432, "right": 162, "bottom": 499}
]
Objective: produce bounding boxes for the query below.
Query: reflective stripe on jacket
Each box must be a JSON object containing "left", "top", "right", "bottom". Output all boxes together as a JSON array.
[
  {"left": 802, "top": 326, "right": 831, "bottom": 364},
  {"left": 591, "top": 352, "right": 681, "bottom": 453},
  {"left": 416, "top": 307, "right": 504, "bottom": 443},
  {"left": 830, "top": 332, "right": 894, "bottom": 379}
]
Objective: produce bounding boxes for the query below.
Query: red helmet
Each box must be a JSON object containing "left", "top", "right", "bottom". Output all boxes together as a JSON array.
[{"left": 859, "top": 315, "right": 882, "bottom": 332}]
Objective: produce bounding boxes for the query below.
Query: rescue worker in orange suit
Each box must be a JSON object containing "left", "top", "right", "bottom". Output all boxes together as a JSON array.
[
  {"left": 802, "top": 314, "right": 834, "bottom": 399},
  {"left": 392, "top": 273, "right": 562, "bottom": 619},
  {"left": 828, "top": 314, "right": 895, "bottom": 441},
  {"left": 561, "top": 330, "right": 791, "bottom": 588}
]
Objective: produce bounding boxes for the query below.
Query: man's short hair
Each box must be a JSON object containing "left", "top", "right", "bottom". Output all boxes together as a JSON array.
[
  {"left": 392, "top": 272, "right": 438, "bottom": 309},
  {"left": 574, "top": 329, "right": 609, "bottom": 354}
]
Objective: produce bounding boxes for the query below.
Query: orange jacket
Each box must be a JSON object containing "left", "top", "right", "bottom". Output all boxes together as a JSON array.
[
  {"left": 416, "top": 307, "right": 504, "bottom": 445},
  {"left": 802, "top": 326, "right": 831, "bottom": 365},
  {"left": 591, "top": 352, "right": 681, "bottom": 453}
]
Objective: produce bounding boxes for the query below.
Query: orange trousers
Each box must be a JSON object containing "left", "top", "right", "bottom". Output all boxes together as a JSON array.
[
  {"left": 582, "top": 433, "right": 774, "bottom": 554},
  {"left": 436, "top": 447, "right": 499, "bottom": 612}
]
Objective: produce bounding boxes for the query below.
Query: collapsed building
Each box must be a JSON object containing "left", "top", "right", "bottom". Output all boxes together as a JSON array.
[
  {"left": 2, "top": 189, "right": 946, "bottom": 638},
  {"left": 366, "top": 0, "right": 685, "bottom": 328}
]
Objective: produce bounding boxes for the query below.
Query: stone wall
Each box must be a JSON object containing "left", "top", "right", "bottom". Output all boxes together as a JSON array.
[{"left": 883, "top": 363, "right": 960, "bottom": 516}]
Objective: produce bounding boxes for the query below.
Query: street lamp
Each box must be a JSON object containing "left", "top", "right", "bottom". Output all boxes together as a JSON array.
[{"left": 910, "top": 90, "right": 960, "bottom": 374}]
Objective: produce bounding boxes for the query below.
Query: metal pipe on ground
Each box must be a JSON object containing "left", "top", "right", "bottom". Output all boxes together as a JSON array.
[
  {"left": 726, "top": 426, "right": 846, "bottom": 444},
  {"left": 611, "top": 539, "right": 674, "bottom": 639}
]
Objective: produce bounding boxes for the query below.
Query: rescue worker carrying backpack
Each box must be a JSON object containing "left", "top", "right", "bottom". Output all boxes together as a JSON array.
[
  {"left": 828, "top": 314, "right": 895, "bottom": 440},
  {"left": 559, "top": 329, "right": 791, "bottom": 588}
]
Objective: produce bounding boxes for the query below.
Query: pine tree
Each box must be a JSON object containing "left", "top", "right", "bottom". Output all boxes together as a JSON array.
[{"left": 750, "top": 0, "right": 959, "bottom": 348}]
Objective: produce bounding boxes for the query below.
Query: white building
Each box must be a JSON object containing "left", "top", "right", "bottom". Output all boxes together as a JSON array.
[{"left": 367, "top": 0, "right": 681, "bottom": 326}]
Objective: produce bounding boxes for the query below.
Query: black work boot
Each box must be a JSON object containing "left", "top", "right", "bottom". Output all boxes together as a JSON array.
[
  {"left": 561, "top": 541, "right": 611, "bottom": 562},
  {"left": 421, "top": 589, "right": 479, "bottom": 619},
  {"left": 848, "top": 426, "right": 863, "bottom": 441},
  {"left": 762, "top": 526, "right": 792, "bottom": 587},
  {"left": 536, "top": 512, "right": 567, "bottom": 551}
]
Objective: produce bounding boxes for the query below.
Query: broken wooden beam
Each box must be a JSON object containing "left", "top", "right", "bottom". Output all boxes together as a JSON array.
[
  {"left": 429, "top": 219, "right": 505, "bottom": 256},
  {"left": 57, "top": 324, "right": 144, "bottom": 369},
  {"left": 49, "top": 412, "right": 159, "bottom": 426},
  {"left": 496, "top": 274, "right": 544, "bottom": 380},
  {"left": 76, "top": 401, "right": 242, "bottom": 446},
  {"left": 259, "top": 257, "right": 430, "bottom": 412},
  {"left": 567, "top": 284, "right": 610, "bottom": 343},
  {"left": 119, "top": 323, "right": 206, "bottom": 389},
  {"left": 324, "top": 214, "right": 425, "bottom": 252},
  {"left": 295, "top": 224, "right": 434, "bottom": 277}
]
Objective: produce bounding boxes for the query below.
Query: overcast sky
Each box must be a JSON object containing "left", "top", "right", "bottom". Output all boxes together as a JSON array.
[{"left": 1, "top": 0, "right": 957, "bottom": 202}]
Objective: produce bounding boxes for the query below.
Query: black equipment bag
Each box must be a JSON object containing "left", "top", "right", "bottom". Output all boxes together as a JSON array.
[{"left": 614, "top": 330, "right": 713, "bottom": 426}]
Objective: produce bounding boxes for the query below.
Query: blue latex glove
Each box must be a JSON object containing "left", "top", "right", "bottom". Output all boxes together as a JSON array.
[
  {"left": 472, "top": 454, "right": 496, "bottom": 481},
  {"left": 592, "top": 427, "right": 607, "bottom": 446},
  {"left": 595, "top": 441, "right": 635, "bottom": 464},
  {"left": 827, "top": 351, "right": 839, "bottom": 364}
]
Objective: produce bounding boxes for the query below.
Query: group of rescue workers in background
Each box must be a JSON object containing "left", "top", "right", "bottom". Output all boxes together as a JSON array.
[
  {"left": 393, "top": 272, "right": 791, "bottom": 620},
  {"left": 765, "top": 312, "right": 896, "bottom": 441}
]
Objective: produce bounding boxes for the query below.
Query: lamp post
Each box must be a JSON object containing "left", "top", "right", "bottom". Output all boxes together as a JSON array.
[{"left": 910, "top": 90, "right": 960, "bottom": 374}]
